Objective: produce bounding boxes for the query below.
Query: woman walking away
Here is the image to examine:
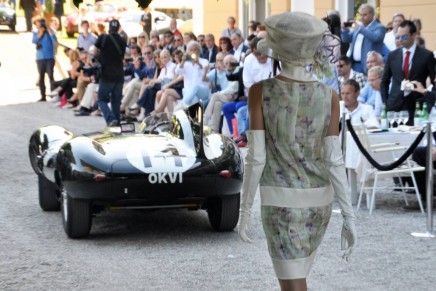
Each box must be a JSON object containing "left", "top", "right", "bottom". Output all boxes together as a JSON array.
[{"left": 238, "top": 12, "right": 357, "bottom": 291}]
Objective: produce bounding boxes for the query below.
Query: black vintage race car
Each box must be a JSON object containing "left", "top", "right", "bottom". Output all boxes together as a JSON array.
[
  {"left": 29, "top": 103, "right": 244, "bottom": 238},
  {"left": 0, "top": 3, "right": 16, "bottom": 32}
]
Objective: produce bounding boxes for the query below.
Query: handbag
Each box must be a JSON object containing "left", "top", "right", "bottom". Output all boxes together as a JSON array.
[{"left": 170, "top": 80, "right": 184, "bottom": 90}]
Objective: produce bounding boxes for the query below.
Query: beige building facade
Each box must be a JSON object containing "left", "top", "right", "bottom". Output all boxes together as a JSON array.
[{"left": 192, "top": 0, "right": 436, "bottom": 52}]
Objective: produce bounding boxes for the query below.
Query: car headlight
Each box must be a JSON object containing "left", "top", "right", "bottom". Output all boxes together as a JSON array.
[{"left": 5, "top": 10, "right": 14, "bottom": 16}]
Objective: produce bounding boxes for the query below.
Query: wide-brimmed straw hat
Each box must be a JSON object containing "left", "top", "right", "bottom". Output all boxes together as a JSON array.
[{"left": 258, "top": 11, "right": 327, "bottom": 66}]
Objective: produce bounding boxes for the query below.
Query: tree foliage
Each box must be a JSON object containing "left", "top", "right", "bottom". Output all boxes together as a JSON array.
[{"left": 73, "top": 0, "right": 153, "bottom": 9}]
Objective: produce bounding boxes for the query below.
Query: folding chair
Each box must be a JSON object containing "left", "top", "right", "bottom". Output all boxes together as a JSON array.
[{"left": 352, "top": 125, "right": 425, "bottom": 214}]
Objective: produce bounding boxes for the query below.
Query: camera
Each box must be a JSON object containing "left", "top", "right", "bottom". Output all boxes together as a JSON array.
[
  {"left": 36, "top": 44, "right": 42, "bottom": 50},
  {"left": 343, "top": 21, "right": 353, "bottom": 27},
  {"left": 185, "top": 53, "right": 197, "bottom": 62}
]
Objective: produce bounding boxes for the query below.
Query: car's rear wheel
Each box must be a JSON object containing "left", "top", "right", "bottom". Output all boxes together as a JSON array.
[
  {"left": 61, "top": 188, "right": 92, "bottom": 238},
  {"left": 38, "top": 175, "right": 60, "bottom": 211},
  {"left": 207, "top": 193, "right": 240, "bottom": 231}
]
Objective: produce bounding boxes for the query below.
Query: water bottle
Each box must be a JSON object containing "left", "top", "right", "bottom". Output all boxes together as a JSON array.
[
  {"left": 380, "top": 104, "right": 388, "bottom": 129},
  {"left": 414, "top": 102, "right": 422, "bottom": 127}
]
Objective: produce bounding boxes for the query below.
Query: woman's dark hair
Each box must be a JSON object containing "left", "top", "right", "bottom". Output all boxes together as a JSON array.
[
  {"left": 323, "top": 14, "right": 341, "bottom": 38},
  {"left": 218, "top": 36, "right": 233, "bottom": 52}
]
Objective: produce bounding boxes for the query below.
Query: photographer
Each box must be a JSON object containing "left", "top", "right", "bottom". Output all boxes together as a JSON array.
[
  {"left": 176, "top": 40, "right": 210, "bottom": 106},
  {"left": 32, "top": 17, "right": 58, "bottom": 102},
  {"left": 95, "top": 19, "right": 127, "bottom": 127}
]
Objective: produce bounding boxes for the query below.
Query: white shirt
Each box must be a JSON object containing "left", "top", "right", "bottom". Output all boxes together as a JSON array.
[
  {"left": 158, "top": 61, "right": 176, "bottom": 81},
  {"left": 242, "top": 53, "right": 273, "bottom": 90},
  {"left": 175, "top": 58, "right": 209, "bottom": 92},
  {"left": 232, "top": 43, "right": 245, "bottom": 63},
  {"left": 352, "top": 19, "right": 376, "bottom": 61},
  {"left": 384, "top": 30, "right": 397, "bottom": 51},
  {"left": 340, "top": 101, "right": 381, "bottom": 129}
]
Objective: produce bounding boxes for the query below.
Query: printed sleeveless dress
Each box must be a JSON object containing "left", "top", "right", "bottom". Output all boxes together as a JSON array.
[{"left": 259, "top": 78, "right": 334, "bottom": 280}]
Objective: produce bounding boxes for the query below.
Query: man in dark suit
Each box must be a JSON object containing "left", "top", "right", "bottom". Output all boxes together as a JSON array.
[
  {"left": 20, "top": 0, "right": 36, "bottom": 32},
  {"left": 200, "top": 33, "right": 218, "bottom": 65},
  {"left": 381, "top": 20, "right": 435, "bottom": 125},
  {"left": 341, "top": 4, "right": 386, "bottom": 74},
  {"left": 229, "top": 32, "right": 249, "bottom": 63}
]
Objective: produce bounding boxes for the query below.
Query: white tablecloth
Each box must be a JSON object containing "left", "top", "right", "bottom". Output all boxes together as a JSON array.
[
  {"left": 345, "top": 130, "right": 421, "bottom": 170},
  {"left": 344, "top": 129, "right": 422, "bottom": 204}
]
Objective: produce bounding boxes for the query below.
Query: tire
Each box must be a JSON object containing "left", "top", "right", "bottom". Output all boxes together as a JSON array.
[
  {"left": 9, "top": 24, "right": 16, "bottom": 32},
  {"left": 66, "top": 32, "right": 75, "bottom": 38},
  {"left": 38, "top": 175, "right": 61, "bottom": 211},
  {"left": 207, "top": 193, "right": 240, "bottom": 231},
  {"left": 61, "top": 189, "right": 92, "bottom": 238}
]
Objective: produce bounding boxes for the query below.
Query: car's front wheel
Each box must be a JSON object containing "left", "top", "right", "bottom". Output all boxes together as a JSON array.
[
  {"left": 207, "top": 193, "right": 240, "bottom": 231},
  {"left": 38, "top": 175, "right": 60, "bottom": 211},
  {"left": 61, "top": 188, "right": 92, "bottom": 238}
]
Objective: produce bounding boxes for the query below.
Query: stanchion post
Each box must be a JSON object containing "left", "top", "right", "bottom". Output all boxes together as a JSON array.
[
  {"left": 411, "top": 121, "right": 435, "bottom": 238},
  {"left": 341, "top": 112, "right": 347, "bottom": 156},
  {"left": 425, "top": 121, "right": 434, "bottom": 233}
]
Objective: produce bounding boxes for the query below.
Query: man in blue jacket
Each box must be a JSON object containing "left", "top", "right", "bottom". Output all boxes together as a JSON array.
[{"left": 341, "top": 4, "right": 386, "bottom": 74}]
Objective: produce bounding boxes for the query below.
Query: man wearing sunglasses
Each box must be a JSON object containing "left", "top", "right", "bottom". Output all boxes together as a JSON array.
[{"left": 381, "top": 20, "right": 435, "bottom": 125}]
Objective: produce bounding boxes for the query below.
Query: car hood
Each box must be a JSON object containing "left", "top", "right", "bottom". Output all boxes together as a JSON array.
[{"left": 87, "top": 134, "right": 198, "bottom": 174}]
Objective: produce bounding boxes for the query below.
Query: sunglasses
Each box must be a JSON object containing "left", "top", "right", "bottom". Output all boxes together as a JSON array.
[
  {"left": 175, "top": 39, "right": 182, "bottom": 42},
  {"left": 368, "top": 77, "right": 381, "bottom": 82},
  {"left": 395, "top": 35, "right": 408, "bottom": 40},
  {"left": 138, "top": 36, "right": 146, "bottom": 38},
  {"left": 144, "top": 51, "right": 152, "bottom": 55}
]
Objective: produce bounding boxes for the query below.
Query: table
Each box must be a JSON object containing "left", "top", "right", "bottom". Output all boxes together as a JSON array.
[{"left": 344, "top": 129, "right": 421, "bottom": 204}]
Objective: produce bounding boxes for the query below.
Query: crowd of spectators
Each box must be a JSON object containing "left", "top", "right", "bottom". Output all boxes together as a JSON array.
[{"left": 35, "top": 3, "right": 436, "bottom": 147}]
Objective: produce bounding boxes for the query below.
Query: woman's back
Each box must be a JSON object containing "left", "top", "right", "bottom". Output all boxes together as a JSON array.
[{"left": 260, "top": 78, "right": 332, "bottom": 189}]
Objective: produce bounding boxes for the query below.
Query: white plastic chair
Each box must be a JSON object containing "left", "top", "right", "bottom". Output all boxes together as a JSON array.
[{"left": 352, "top": 125, "right": 425, "bottom": 214}]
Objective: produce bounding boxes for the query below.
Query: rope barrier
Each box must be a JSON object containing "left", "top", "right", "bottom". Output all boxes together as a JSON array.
[{"left": 346, "top": 119, "right": 426, "bottom": 171}]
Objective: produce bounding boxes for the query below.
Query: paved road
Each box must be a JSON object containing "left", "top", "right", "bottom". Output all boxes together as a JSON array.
[{"left": 1, "top": 17, "right": 436, "bottom": 291}]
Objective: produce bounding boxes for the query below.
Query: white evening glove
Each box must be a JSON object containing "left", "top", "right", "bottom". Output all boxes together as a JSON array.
[
  {"left": 323, "top": 135, "right": 357, "bottom": 261},
  {"left": 238, "top": 130, "right": 266, "bottom": 243}
]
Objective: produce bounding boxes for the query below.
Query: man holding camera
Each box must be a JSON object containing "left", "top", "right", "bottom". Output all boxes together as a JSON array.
[
  {"left": 341, "top": 4, "right": 385, "bottom": 74},
  {"left": 32, "top": 17, "right": 58, "bottom": 102},
  {"left": 95, "top": 19, "right": 127, "bottom": 127}
]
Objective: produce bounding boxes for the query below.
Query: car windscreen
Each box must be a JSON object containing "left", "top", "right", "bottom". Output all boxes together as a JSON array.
[{"left": 137, "top": 110, "right": 201, "bottom": 153}]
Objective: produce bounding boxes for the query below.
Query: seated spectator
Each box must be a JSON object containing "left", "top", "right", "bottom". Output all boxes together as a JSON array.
[
  {"left": 77, "top": 20, "right": 97, "bottom": 52},
  {"left": 137, "top": 31, "right": 149, "bottom": 52},
  {"left": 163, "top": 30, "right": 175, "bottom": 55},
  {"left": 366, "top": 66, "right": 384, "bottom": 118},
  {"left": 337, "top": 55, "right": 367, "bottom": 90},
  {"left": 340, "top": 79, "right": 380, "bottom": 129},
  {"left": 168, "top": 18, "right": 181, "bottom": 37},
  {"left": 229, "top": 32, "right": 249, "bottom": 63},
  {"left": 120, "top": 45, "right": 151, "bottom": 113},
  {"left": 203, "top": 54, "right": 238, "bottom": 133},
  {"left": 242, "top": 37, "right": 273, "bottom": 94},
  {"left": 48, "top": 49, "right": 81, "bottom": 106},
  {"left": 172, "top": 34, "right": 185, "bottom": 52},
  {"left": 218, "top": 36, "right": 233, "bottom": 56},
  {"left": 136, "top": 49, "right": 176, "bottom": 121},
  {"left": 152, "top": 50, "right": 185, "bottom": 114},
  {"left": 176, "top": 41, "right": 210, "bottom": 106},
  {"left": 128, "top": 36, "right": 138, "bottom": 49},
  {"left": 74, "top": 48, "right": 101, "bottom": 116},
  {"left": 71, "top": 50, "right": 91, "bottom": 110},
  {"left": 200, "top": 33, "right": 218, "bottom": 65},
  {"left": 126, "top": 49, "right": 162, "bottom": 117},
  {"left": 150, "top": 34, "right": 161, "bottom": 49},
  {"left": 221, "top": 61, "right": 245, "bottom": 137},
  {"left": 358, "top": 51, "right": 384, "bottom": 108}
]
